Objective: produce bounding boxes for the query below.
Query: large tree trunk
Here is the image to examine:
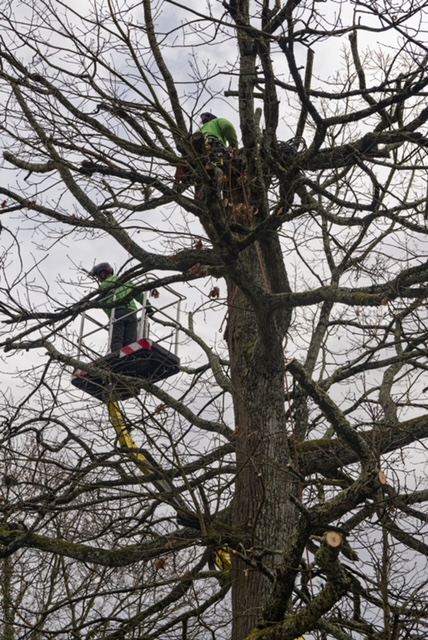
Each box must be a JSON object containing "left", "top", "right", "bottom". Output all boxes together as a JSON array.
[{"left": 227, "top": 243, "right": 298, "bottom": 640}]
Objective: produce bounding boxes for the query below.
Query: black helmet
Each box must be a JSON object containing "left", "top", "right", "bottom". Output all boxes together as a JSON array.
[
  {"left": 200, "top": 112, "right": 217, "bottom": 124},
  {"left": 90, "top": 262, "right": 114, "bottom": 277}
]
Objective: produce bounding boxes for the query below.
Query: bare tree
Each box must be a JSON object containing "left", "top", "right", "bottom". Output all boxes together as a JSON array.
[{"left": 1, "top": 1, "right": 428, "bottom": 638}]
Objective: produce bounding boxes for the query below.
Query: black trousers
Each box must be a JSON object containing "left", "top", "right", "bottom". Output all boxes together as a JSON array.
[{"left": 110, "top": 307, "right": 137, "bottom": 352}]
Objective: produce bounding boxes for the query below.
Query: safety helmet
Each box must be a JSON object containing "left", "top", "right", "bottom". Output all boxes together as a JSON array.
[
  {"left": 90, "top": 262, "right": 114, "bottom": 277},
  {"left": 200, "top": 112, "right": 217, "bottom": 124}
]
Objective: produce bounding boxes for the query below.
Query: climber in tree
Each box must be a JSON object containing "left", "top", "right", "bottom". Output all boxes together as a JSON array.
[
  {"left": 199, "top": 112, "right": 239, "bottom": 150},
  {"left": 175, "top": 113, "right": 239, "bottom": 198}
]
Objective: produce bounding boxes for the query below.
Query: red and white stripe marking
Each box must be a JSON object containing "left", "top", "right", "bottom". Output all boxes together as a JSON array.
[
  {"left": 119, "top": 338, "right": 152, "bottom": 357},
  {"left": 73, "top": 338, "right": 153, "bottom": 377}
]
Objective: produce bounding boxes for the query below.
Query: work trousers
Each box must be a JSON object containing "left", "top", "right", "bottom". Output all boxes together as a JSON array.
[{"left": 110, "top": 307, "right": 137, "bottom": 353}]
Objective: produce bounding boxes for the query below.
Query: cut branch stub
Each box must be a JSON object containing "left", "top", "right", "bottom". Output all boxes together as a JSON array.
[
  {"left": 324, "top": 531, "right": 343, "bottom": 548},
  {"left": 378, "top": 470, "right": 387, "bottom": 485}
]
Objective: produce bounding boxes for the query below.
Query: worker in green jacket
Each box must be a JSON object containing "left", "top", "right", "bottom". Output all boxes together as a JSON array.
[
  {"left": 90, "top": 263, "right": 152, "bottom": 353},
  {"left": 199, "top": 113, "right": 239, "bottom": 149},
  {"left": 189, "top": 113, "right": 239, "bottom": 200}
]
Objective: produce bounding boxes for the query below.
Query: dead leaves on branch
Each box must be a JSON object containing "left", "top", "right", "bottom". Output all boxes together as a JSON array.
[
  {"left": 154, "top": 557, "right": 168, "bottom": 571},
  {"left": 230, "top": 201, "right": 258, "bottom": 222},
  {"left": 168, "top": 252, "right": 212, "bottom": 277},
  {"left": 154, "top": 403, "right": 168, "bottom": 415},
  {"left": 188, "top": 263, "right": 210, "bottom": 277}
]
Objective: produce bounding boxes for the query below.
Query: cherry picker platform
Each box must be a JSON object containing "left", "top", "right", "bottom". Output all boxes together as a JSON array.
[
  {"left": 71, "top": 338, "right": 180, "bottom": 401},
  {"left": 71, "top": 282, "right": 183, "bottom": 401}
]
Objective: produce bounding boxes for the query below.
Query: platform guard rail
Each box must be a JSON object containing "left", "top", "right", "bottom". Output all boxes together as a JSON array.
[{"left": 75, "top": 281, "right": 185, "bottom": 361}]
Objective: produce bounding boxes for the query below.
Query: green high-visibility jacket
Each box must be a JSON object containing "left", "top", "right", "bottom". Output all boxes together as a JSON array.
[
  {"left": 99, "top": 276, "right": 145, "bottom": 317},
  {"left": 200, "top": 118, "right": 238, "bottom": 148}
]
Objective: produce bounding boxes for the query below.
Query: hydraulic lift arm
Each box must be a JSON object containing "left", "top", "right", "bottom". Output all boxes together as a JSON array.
[{"left": 106, "top": 400, "right": 232, "bottom": 573}]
